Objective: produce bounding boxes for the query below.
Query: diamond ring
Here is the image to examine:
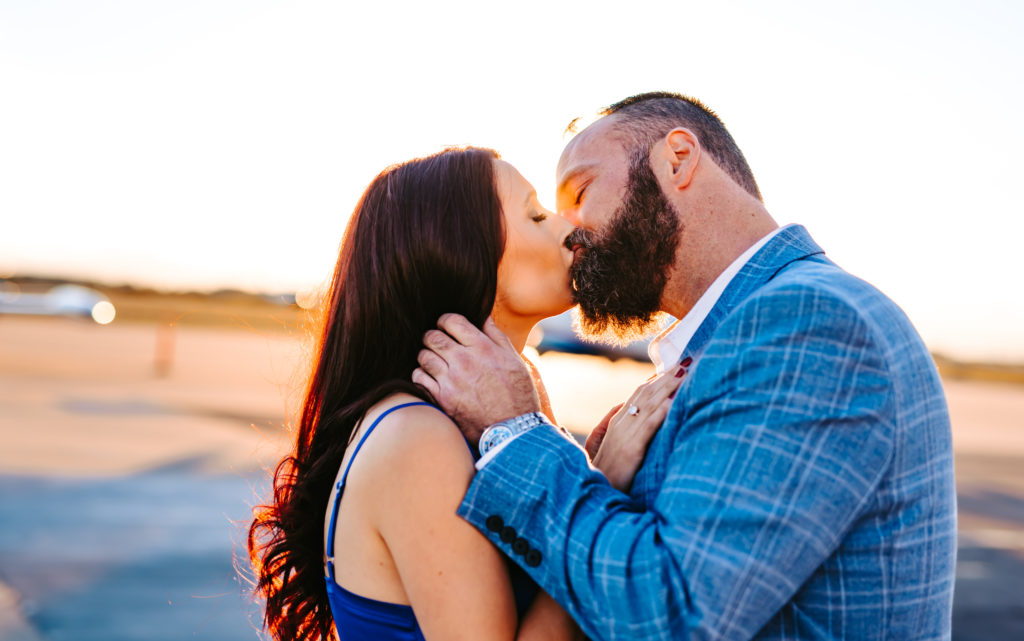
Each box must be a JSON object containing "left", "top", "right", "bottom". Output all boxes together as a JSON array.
[{"left": 626, "top": 404, "right": 640, "bottom": 416}]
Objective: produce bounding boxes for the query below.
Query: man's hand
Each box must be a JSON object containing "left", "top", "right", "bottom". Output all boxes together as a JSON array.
[{"left": 413, "top": 314, "right": 541, "bottom": 446}]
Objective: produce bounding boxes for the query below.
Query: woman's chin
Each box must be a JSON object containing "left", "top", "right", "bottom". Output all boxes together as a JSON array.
[
  {"left": 522, "top": 293, "right": 575, "bottom": 324},
  {"left": 547, "top": 297, "right": 575, "bottom": 320},
  {"left": 552, "top": 285, "right": 576, "bottom": 316}
]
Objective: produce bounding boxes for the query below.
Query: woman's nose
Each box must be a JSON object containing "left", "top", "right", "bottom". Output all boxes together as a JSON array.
[
  {"left": 555, "top": 213, "right": 575, "bottom": 246},
  {"left": 561, "top": 208, "right": 582, "bottom": 227}
]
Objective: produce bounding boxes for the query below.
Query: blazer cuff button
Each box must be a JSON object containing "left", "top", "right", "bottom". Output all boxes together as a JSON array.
[
  {"left": 525, "top": 549, "right": 542, "bottom": 567},
  {"left": 485, "top": 515, "right": 504, "bottom": 533},
  {"left": 513, "top": 537, "right": 529, "bottom": 556},
  {"left": 500, "top": 525, "right": 517, "bottom": 543}
]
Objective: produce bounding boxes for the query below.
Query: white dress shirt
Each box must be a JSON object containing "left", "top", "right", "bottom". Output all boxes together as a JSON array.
[{"left": 649, "top": 226, "right": 784, "bottom": 373}]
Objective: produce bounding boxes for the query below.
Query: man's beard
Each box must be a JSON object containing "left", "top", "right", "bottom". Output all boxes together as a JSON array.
[{"left": 567, "top": 151, "right": 681, "bottom": 346}]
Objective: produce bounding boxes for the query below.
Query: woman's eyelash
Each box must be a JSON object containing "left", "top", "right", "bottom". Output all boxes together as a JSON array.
[{"left": 531, "top": 211, "right": 548, "bottom": 222}]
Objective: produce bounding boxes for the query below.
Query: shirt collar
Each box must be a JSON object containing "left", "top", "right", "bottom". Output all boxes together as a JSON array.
[{"left": 649, "top": 226, "right": 787, "bottom": 374}]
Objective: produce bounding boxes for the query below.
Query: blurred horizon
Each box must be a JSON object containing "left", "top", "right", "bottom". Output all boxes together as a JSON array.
[
  {"left": 2, "top": 0, "right": 1023, "bottom": 363},
  {"left": 6, "top": 272, "right": 1024, "bottom": 382}
]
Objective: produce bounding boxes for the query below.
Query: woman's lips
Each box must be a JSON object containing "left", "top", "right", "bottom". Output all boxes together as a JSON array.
[{"left": 570, "top": 244, "right": 584, "bottom": 267}]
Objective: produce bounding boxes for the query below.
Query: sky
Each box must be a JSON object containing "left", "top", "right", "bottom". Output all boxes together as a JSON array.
[{"left": 1, "top": 0, "right": 1022, "bottom": 363}]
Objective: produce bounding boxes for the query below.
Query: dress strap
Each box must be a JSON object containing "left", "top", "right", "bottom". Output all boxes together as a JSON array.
[{"left": 325, "top": 401, "right": 443, "bottom": 581}]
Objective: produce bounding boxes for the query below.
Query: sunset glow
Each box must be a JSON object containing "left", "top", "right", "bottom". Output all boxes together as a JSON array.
[{"left": 1, "top": 1, "right": 1022, "bottom": 362}]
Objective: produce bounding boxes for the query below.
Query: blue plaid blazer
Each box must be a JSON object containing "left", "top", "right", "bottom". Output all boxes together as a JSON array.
[{"left": 459, "top": 226, "right": 956, "bottom": 640}]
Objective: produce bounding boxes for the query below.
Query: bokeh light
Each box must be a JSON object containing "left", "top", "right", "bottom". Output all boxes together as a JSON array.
[
  {"left": 90, "top": 300, "right": 116, "bottom": 325},
  {"left": 295, "top": 289, "right": 322, "bottom": 311}
]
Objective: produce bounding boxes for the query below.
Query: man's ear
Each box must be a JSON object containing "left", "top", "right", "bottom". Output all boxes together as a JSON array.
[{"left": 654, "top": 128, "right": 700, "bottom": 192}]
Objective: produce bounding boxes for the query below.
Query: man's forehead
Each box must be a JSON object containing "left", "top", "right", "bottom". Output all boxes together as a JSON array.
[{"left": 557, "top": 117, "right": 624, "bottom": 181}]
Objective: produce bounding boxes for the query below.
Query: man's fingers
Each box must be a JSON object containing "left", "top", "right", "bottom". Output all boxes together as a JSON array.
[
  {"left": 416, "top": 348, "right": 448, "bottom": 379},
  {"left": 423, "top": 329, "right": 458, "bottom": 356},
  {"left": 482, "top": 316, "right": 514, "bottom": 349},
  {"left": 411, "top": 367, "right": 440, "bottom": 398},
  {"left": 437, "top": 313, "right": 486, "bottom": 347}
]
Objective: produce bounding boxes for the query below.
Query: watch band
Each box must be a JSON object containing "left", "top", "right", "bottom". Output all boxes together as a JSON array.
[{"left": 478, "top": 412, "right": 550, "bottom": 456}]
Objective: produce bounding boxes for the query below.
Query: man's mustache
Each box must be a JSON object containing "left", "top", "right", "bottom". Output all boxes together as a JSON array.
[{"left": 564, "top": 227, "right": 597, "bottom": 252}]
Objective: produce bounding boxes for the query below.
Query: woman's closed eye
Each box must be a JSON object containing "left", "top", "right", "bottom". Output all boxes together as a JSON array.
[{"left": 531, "top": 210, "right": 548, "bottom": 223}]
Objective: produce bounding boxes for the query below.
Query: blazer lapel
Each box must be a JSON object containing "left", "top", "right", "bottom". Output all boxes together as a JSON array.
[
  {"left": 630, "top": 226, "right": 826, "bottom": 501},
  {"left": 677, "top": 225, "right": 826, "bottom": 365}
]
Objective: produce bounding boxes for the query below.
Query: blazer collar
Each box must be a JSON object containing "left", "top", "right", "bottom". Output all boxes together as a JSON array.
[{"left": 679, "top": 225, "right": 826, "bottom": 362}]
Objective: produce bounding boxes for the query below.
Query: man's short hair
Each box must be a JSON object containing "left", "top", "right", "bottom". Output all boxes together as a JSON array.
[{"left": 599, "top": 92, "right": 762, "bottom": 201}]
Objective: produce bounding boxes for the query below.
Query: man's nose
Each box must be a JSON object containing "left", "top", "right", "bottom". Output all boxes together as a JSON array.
[{"left": 561, "top": 209, "right": 582, "bottom": 227}]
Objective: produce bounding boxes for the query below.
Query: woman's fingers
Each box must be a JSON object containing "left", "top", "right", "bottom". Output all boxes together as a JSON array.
[
  {"left": 647, "top": 365, "right": 686, "bottom": 404},
  {"left": 586, "top": 403, "right": 623, "bottom": 459},
  {"left": 607, "top": 365, "right": 687, "bottom": 445},
  {"left": 636, "top": 393, "right": 675, "bottom": 440},
  {"left": 627, "top": 367, "right": 686, "bottom": 441},
  {"left": 616, "top": 367, "right": 682, "bottom": 422},
  {"left": 593, "top": 364, "right": 690, "bottom": 491},
  {"left": 637, "top": 366, "right": 686, "bottom": 407}
]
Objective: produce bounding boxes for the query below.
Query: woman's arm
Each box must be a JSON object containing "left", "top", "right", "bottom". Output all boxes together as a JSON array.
[
  {"left": 518, "top": 591, "right": 584, "bottom": 641},
  {"left": 371, "top": 407, "right": 578, "bottom": 641}
]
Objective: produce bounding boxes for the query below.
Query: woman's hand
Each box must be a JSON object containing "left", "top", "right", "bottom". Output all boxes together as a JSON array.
[{"left": 588, "top": 365, "right": 687, "bottom": 491}]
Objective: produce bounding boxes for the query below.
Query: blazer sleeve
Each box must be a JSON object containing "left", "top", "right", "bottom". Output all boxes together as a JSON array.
[{"left": 457, "top": 283, "right": 897, "bottom": 641}]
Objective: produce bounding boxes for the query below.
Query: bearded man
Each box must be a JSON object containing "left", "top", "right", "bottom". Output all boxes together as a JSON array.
[{"left": 414, "top": 92, "right": 956, "bottom": 641}]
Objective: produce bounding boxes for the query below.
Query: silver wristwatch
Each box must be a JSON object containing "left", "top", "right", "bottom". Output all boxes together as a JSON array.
[{"left": 478, "top": 412, "right": 550, "bottom": 456}]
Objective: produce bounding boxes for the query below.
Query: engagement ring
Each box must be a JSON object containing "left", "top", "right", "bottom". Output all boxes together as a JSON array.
[{"left": 627, "top": 404, "right": 640, "bottom": 416}]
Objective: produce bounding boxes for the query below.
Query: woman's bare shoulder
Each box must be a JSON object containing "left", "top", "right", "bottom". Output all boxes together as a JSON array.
[
  {"left": 354, "top": 393, "right": 474, "bottom": 484},
  {"left": 364, "top": 392, "right": 457, "bottom": 440}
]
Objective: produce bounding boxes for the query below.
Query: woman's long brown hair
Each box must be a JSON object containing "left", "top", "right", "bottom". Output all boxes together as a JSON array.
[{"left": 248, "top": 147, "right": 505, "bottom": 640}]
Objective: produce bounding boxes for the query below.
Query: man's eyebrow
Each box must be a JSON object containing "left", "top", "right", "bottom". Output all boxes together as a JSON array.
[{"left": 556, "top": 164, "right": 597, "bottom": 195}]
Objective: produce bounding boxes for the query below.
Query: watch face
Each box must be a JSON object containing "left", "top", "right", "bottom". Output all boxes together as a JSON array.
[{"left": 481, "top": 425, "right": 514, "bottom": 453}]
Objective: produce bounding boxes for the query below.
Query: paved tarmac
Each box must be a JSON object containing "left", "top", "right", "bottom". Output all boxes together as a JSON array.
[
  {"left": 0, "top": 467, "right": 263, "bottom": 640},
  {"left": 1, "top": 317, "right": 1022, "bottom": 639}
]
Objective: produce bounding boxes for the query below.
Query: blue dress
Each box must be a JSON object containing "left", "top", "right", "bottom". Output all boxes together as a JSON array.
[{"left": 324, "top": 401, "right": 538, "bottom": 640}]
